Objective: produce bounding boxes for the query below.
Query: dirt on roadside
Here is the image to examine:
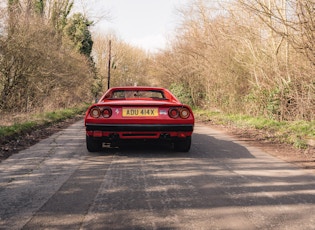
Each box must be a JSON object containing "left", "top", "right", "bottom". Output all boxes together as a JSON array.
[
  {"left": 0, "top": 116, "right": 83, "bottom": 163},
  {"left": 200, "top": 119, "right": 315, "bottom": 172}
]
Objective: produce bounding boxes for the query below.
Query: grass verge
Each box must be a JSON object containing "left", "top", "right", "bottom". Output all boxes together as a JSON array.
[
  {"left": 194, "top": 109, "right": 315, "bottom": 149},
  {"left": 0, "top": 105, "right": 89, "bottom": 139}
]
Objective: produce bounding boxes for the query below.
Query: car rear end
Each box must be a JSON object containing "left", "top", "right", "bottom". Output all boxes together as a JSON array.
[{"left": 85, "top": 100, "right": 194, "bottom": 152}]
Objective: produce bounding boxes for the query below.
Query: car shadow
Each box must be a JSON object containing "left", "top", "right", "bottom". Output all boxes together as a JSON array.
[{"left": 89, "top": 132, "right": 256, "bottom": 160}]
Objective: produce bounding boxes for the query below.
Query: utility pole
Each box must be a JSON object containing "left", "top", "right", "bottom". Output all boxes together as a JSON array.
[{"left": 107, "top": 40, "right": 111, "bottom": 89}]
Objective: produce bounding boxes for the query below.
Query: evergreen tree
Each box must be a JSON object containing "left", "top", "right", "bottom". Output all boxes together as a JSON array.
[{"left": 63, "top": 13, "right": 93, "bottom": 57}]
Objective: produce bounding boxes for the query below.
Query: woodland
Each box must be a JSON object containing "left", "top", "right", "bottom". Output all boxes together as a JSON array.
[{"left": 0, "top": 0, "right": 314, "bottom": 123}]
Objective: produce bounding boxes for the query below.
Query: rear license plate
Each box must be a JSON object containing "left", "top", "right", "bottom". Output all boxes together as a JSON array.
[{"left": 122, "top": 108, "right": 158, "bottom": 117}]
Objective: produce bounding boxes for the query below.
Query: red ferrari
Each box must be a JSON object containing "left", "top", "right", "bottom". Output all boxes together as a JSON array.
[{"left": 84, "top": 86, "right": 194, "bottom": 152}]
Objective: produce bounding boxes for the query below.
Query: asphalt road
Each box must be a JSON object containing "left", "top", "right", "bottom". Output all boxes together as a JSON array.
[{"left": 0, "top": 120, "right": 315, "bottom": 230}]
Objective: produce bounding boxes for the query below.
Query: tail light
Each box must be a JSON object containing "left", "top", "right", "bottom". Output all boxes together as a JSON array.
[
  {"left": 168, "top": 107, "right": 190, "bottom": 119},
  {"left": 89, "top": 106, "right": 112, "bottom": 118},
  {"left": 168, "top": 108, "right": 180, "bottom": 118},
  {"left": 179, "top": 108, "right": 190, "bottom": 119},
  {"left": 90, "top": 107, "right": 101, "bottom": 118},
  {"left": 102, "top": 107, "right": 112, "bottom": 118}
]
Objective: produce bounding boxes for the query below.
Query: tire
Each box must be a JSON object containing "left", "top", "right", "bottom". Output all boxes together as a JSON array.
[
  {"left": 86, "top": 135, "right": 102, "bottom": 152},
  {"left": 174, "top": 136, "right": 191, "bottom": 152}
]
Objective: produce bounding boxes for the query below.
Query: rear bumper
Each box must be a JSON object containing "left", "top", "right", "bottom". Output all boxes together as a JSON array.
[
  {"left": 86, "top": 123, "right": 194, "bottom": 132},
  {"left": 85, "top": 123, "right": 193, "bottom": 141}
]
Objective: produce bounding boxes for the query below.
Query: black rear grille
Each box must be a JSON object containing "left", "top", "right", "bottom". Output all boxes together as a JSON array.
[{"left": 86, "top": 124, "right": 194, "bottom": 132}]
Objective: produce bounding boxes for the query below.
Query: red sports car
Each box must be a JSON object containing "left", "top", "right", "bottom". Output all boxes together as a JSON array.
[{"left": 84, "top": 86, "right": 194, "bottom": 152}]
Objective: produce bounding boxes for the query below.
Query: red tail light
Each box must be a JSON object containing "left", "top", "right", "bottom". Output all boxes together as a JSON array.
[
  {"left": 90, "top": 106, "right": 112, "bottom": 118},
  {"left": 168, "top": 108, "right": 180, "bottom": 118},
  {"left": 169, "top": 107, "right": 190, "bottom": 119},
  {"left": 102, "top": 107, "right": 112, "bottom": 118}
]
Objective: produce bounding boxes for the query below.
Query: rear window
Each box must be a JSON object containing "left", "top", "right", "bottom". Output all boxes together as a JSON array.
[{"left": 110, "top": 90, "right": 166, "bottom": 99}]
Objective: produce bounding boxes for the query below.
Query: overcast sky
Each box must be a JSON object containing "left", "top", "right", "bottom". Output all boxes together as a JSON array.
[{"left": 75, "top": 0, "right": 191, "bottom": 52}]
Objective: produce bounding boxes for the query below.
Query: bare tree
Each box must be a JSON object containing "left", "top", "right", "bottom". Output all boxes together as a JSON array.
[
  {"left": 152, "top": 0, "right": 314, "bottom": 120},
  {"left": 0, "top": 0, "right": 93, "bottom": 113},
  {"left": 92, "top": 32, "right": 152, "bottom": 94},
  {"left": 237, "top": 0, "right": 315, "bottom": 65},
  {"left": 235, "top": 0, "right": 314, "bottom": 120}
]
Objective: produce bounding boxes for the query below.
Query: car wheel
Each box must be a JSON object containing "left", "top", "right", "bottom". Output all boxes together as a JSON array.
[
  {"left": 86, "top": 135, "right": 102, "bottom": 152},
  {"left": 174, "top": 136, "right": 191, "bottom": 152}
]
